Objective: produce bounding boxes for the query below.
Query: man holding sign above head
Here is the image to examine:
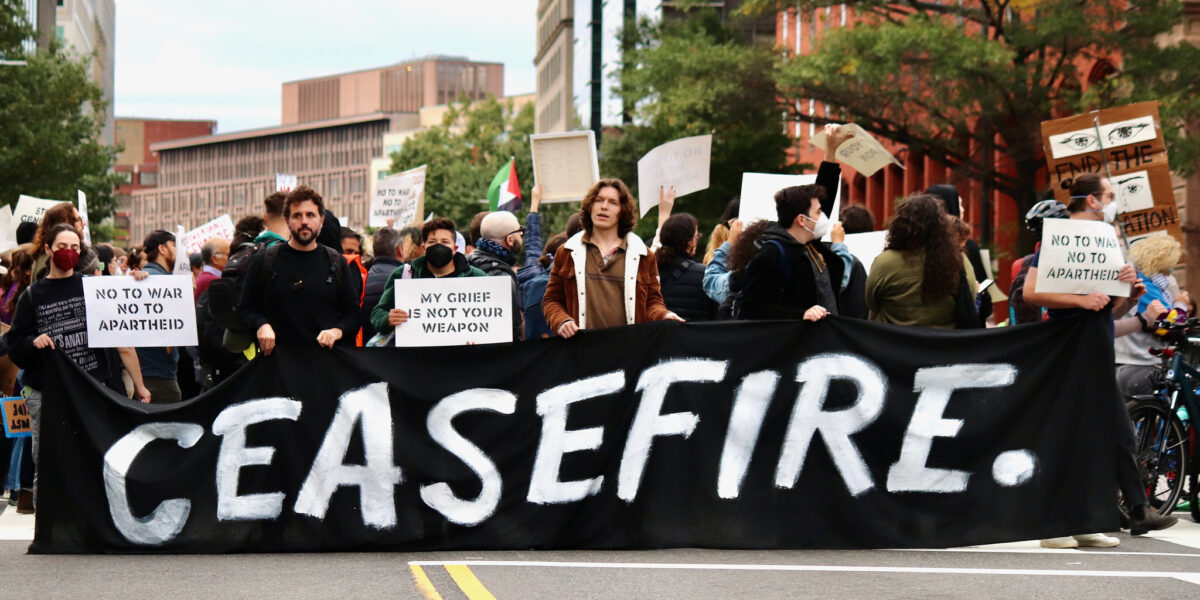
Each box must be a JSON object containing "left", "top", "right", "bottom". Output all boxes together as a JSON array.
[
  {"left": 370, "top": 218, "right": 486, "bottom": 337},
  {"left": 1023, "top": 173, "right": 1176, "bottom": 547},
  {"left": 542, "top": 178, "right": 681, "bottom": 339},
  {"left": 469, "top": 211, "right": 526, "bottom": 341},
  {"left": 6, "top": 223, "right": 151, "bottom": 509},
  {"left": 237, "top": 186, "right": 361, "bottom": 356}
]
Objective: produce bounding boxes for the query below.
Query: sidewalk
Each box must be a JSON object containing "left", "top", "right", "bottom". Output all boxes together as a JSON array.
[{"left": 0, "top": 499, "right": 35, "bottom": 541}]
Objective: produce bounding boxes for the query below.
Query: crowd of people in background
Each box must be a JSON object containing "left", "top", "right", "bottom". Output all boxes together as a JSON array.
[{"left": 0, "top": 125, "right": 1183, "bottom": 546}]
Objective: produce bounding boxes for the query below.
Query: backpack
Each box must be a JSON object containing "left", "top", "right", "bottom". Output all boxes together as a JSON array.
[{"left": 726, "top": 239, "right": 790, "bottom": 320}]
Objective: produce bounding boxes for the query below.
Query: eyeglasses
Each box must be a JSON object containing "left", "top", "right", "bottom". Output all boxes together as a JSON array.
[{"left": 507, "top": 227, "right": 525, "bottom": 237}]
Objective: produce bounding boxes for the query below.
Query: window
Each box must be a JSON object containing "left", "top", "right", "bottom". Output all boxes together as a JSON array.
[
  {"left": 139, "top": 171, "right": 158, "bottom": 186},
  {"left": 328, "top": 177, "right": 341, "bottom": 198},
  {"left": 349, "top": 174, "right": 364, "bottom": 195},
  {"left": 120, "top": 171, "right": 133, "bottom": 184}
]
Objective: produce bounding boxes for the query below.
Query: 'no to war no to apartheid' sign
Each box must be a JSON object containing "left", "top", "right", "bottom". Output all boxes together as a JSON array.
[{"left": 82, "top": 275, "right": 199, "bottom": 348}]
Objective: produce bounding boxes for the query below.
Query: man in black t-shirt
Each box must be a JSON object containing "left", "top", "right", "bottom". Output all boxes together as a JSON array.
[{"left": 237, "top": 186, "right": 361, "bottom": 356}]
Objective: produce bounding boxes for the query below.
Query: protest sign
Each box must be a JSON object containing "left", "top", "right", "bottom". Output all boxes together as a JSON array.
[
  {"left": 841, "top": 230, "right": 888, "bottom": 273},
  {"left": 35, "top": 313, "right": 1122, "bottom": 553},
  {"left": 276, "top": 173, "right": 297, "bottom": 192},
  {"left": 182, "top": 215, "right": 235, "bottom": 255},
  {"left": 1040, "top": 102, "right": 1182, "bottom": 251},
  {"left": 636, "top": 135, "right": 712, "bottom": 217},
  {"left": 82, "top": 274, "right": 198, "bottom": 347},
  {"left": 738, "top": 173, "right": 840, "bottom": 229},
  {"left": 77, "top": 190, "right": 92, "bottom": 246},
  {"left": 530, "top": 131, "right": 599, "bottom": 203},
  {"left": 393, "top": 276, "right": 513, "bottom": 346},
  {"left": 0, "top": 205, "right": 16, "bottom": 253},
  {"left": 1034, "top": 219, "right": 1129, "bottom": 297},
  {"left": 2, "top": 397, "right": 30, "bottom": 438},
  {"left": 812, "top": 124, "right": 903, "bottom": 177},
  {"left": 369, "top": 165, "right": 426, "bottom": 227},
  {"left": 16, "top": 194, "right": 63, "bottom": 226}
]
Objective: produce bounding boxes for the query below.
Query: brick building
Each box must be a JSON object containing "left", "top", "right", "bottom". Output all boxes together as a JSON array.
[{"left": 114, "top": 117, "right": 216, "bottom": 245}]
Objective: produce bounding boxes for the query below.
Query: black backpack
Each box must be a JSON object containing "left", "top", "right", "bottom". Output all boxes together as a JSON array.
[
  {"left": 206, "top": 241, "right": 265, "bottom": 334},
  {"left": 723, "top": 240, "right": 790, "bottom": 320}
]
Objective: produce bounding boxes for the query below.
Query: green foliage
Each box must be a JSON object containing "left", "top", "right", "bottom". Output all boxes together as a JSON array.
[
  {"left": 607, "top": 9, "right": 797, "bottom": 240},
  {"left": 390, "top": 96, "right": 577, "bottom": 243},
  {"left": 735, "top": 0, "right": 1200, "bottom": 250},
  {"left": 0, "top": 0, "right": 123, "bottom": 227}
]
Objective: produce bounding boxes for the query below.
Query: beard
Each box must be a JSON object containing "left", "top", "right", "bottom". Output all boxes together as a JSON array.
[{"left": 291, "top": 225, "right": 318, "bottom": 245}]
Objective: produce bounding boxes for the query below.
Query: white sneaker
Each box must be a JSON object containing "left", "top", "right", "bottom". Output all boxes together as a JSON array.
[
  {"left": 1073, "top": 533, "right": 1120, "bottom": 547},
  {"left": 1040, "top": 536, "right": 1079, "bottom": 549}
]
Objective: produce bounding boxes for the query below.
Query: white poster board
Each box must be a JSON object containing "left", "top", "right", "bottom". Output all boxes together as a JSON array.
[
  {"left": 636, "top": 135, "right": 712, "bottom": 217},
  {"left": 0, "top": 205, "right": 16, "bottom": 253},
  {"left": 15, "top": 195, "right": 63, "bottom": 227},
  {"left": 841, "top": 230, "right": 889, "bottom": 273},
  {"left": 182, "top": 215, "right": 235, "bottom": 255},
  {"left": 76, "top": 190, "right": 92, "bottom": 246},
  {"left": 369, "top": 165, "right": 426, "bottom": 227},
  {"left": 275, "top": 173, "right": 297, "bottom": 193},
  {"left": 812, "top": 123, "right": 903, "bottom": 177},
  {"left": 82, "top": 274, "right": 199, "bottom": 347},
  {"left": 530, "top": 131, "right": 599, "bottom": 203},
  {"left": 1034, "top": 219, "right": 1129, "bottom": 297},
  {"left": 737, "top": 173, "right": 841, "bottom": 231},
  {"left": 393, "top": 276, "right": 513, "bottom": 347}
]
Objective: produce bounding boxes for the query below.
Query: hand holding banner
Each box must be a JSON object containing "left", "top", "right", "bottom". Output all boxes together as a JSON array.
[
  {"left": 812, "top": 124, "right": 902, "bottom": 177},
  {"left": 1035, "top": 219, "right": 1130, "bottom": 297},
  {"left": 530, "top": 131, "right": 599, "bottom": 203},
  {"left": 636, "top": 135, "right": 712, "bottom": 216},
  {"left": 393, "top": 277, "right": 513, "bottom": 346}
]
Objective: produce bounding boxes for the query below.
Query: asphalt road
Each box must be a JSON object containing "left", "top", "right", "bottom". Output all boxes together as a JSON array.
[{"left": 4, "top": 505, "right": 1199, "bottom": 599}]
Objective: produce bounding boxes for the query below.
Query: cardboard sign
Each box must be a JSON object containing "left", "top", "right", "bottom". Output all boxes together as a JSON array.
[
  {"left": 636, "top": 135, "right": 712, "bottom": 216},
  {"left": 812, "top": 124, "right": 903, "bottom": 177},
  {"left": 183, "top": 215, "right": 235, "bottom": 255},
  {"left": 77, "top": 190, "right": 92, "bottom": 246},
  {"left": 82, "top": 274, "right": 199, "bottom": 347},
  {"left": 2, "top": 396, "right": 30, "bottom": 438},
  {"left": 738, "top": 173, "right": 841, "bottom": 229},
  {"left": 393, "top": 276, "right": 513, "bottom": 347},
  {"left": 841, "top": 230, "right": 888, "bottom": 273},
  {"left": 1040, "top": 102, "right": 1182, "bottom": 253},
  {"left": 276, "top": 173, "right": 297, "bottom": 193},
  {"left": 530, "top": 131, "right": 599, "bottom": 203},
  {"left": 369, "top": 165, "right": 426, "bottom": 227},
  {"left": 16, "top": 194, "right": 64, "bottom": 226},
  {"left": 1034, "top": 219, "right": 1130, "bottom": 297}
]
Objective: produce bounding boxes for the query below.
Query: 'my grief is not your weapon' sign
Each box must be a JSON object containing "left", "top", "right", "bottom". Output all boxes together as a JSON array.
[
  {"left": 393, "top": 276, "right": 513, "bottom": 346},
  {"left": 1035, "top": 219, "right": 1130, "bottom": 297},
  {"left": 83, "top": 275, "right": 198, "bottom": 347}
]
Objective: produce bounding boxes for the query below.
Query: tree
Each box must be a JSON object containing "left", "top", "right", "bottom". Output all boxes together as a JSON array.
[
  {"left": 741, "top": 0, "right": 1200, "bottom": 252},
  {"left": 0, "top": 0, "right": 123, "bottom": 241},
  {"left": 608, "top": 8, "right": 799, "bottom": 240},
  {"left": 390, "top": 96, "right": 579, "bottom": 242}
]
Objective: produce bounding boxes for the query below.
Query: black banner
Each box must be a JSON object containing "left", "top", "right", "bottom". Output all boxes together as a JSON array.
[{"left": 33, "top": 314, "right": 1123, "bottom": 554}]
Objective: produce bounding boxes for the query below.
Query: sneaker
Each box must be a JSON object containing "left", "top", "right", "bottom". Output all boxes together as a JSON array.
[
  {"left": 5, "top": 490, "right": 17, "bottom": 507},
  {"left": 1131, "top": 511, "right": 1178, "bottom": 536},
  {"left": 1073, "top": 533, "right": 1120, "bottom": 547},
  {"left": 1040, "top": 536, "right": 1078, "bottom": 549}
]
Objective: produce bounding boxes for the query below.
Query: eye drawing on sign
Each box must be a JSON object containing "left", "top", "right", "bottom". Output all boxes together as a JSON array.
[
  {"left": 1107, "top": 123, "right": 1149, "bottom": 146},
  {"left": 1056, "top": 132, "right": 1098, "bottom": 154},
  {"left": 1114, "top": 171, "right": 1154, "bottom": 213},
  {"left": 1099, "top": 116, "right": 1157, "bottom": 149}
]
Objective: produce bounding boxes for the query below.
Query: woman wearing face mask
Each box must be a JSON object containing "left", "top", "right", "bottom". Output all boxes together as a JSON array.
[
  {"left": 866, "top": 194, "right": 976, "bottom": 328},
  {"left": 656, "top": 213, "right": 716, "bottom": 321}
]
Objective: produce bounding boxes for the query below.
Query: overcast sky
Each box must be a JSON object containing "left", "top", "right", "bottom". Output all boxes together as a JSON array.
[{"left": 115, "top": 0, "right": 545, "bottom": 133}]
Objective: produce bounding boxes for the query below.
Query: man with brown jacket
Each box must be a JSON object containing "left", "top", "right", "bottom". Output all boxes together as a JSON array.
[{"left": 543, "top": 178, "right": 681, "bottom": 338}]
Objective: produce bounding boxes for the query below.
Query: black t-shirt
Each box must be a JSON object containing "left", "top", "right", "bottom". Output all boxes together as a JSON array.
[
  {"left": 8, "top": 273, "right": 109, "bottom": 389},
  {"left": 237, "top": 244, "right": 361, "bottom": 348}
]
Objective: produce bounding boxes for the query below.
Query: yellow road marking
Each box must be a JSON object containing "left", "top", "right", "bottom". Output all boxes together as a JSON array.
[
  {"left": 408, "top": 564, "right": 444, "bottom": 600},
  {"left": 445, "top": 564, "right": 499, "bottom": 600}
]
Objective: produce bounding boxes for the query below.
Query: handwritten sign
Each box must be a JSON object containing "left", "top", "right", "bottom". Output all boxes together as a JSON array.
[
  {"left": 183, "top": 215, "right": 235, "bottom": 255},
  {"left": 1034, "top": 219, "right": 1129, "bottom": 297},
  {"left": 738, "top": 173, "right": 841, "bottom": 231},
  {"left": 2, "top": 397, "right": 30, "bottom": 438},
  {"left": 841, "top": 230, "right": 888, "bottom": 273},
  {"left": 1040, "top": 102, "right": 1181, "bottom": 254},
  {"left": 276, "top": 173, "right": 297, "bottom": 193},
  {"left": 393, "top": 276, "right": 513, "bottom": 347},
  {"left": 370, "top": 165, "right": 426, "bottom": 227},
  {"left": 636, "top": 135, "right": 712, "bottom": 216},
  {"left": 530, "top": 131, "right": 599, "bottom": 203},
  {"left": 15, "top": 194, "right": 63, "bottom": 226},
  {"left": 812, "top": 124, "right": 903, "bottom": 177},
  {"left": 77, "top": 190, "right": 92, "bottom": 246},
  {"left": 82, "top": 274, "right": 199, "bottom": 347}
]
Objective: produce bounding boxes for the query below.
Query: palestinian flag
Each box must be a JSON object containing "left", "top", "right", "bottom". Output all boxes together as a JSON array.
[{"left": 487, "top": 158, "right": 522, "bottom": 212}]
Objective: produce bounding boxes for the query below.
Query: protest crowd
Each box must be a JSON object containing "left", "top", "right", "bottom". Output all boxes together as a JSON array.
[{"left": 0, "top": 124, "right": 1186, "bottom": 551}]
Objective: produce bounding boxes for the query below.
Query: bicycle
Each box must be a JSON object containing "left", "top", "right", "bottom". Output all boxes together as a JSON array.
[{"left": 1125, "top": 317, "right": 1200, "bottom": 521}]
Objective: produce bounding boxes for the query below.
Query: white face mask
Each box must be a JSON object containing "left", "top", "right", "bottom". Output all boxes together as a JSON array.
[
  {"left": 802, "top": 212, "right": 832, "bottom": 239},
  {"left": 1101, "top": 199, "right": 1118, "bottom": 224}
]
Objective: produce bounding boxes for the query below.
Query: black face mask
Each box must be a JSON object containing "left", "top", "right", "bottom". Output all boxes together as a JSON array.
[{"left": 425, "top": 243, "right": 454, "bottom": 268}]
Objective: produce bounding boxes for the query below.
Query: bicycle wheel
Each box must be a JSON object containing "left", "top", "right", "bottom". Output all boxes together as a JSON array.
[{"left": 1129, "top": 402, "right": 1188, "bottom": 515}]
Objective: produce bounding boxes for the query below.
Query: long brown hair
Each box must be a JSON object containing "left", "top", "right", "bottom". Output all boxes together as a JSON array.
[
  {"left": 4, "top": 248, "right": 33, "bottom": 316},
  {"left": 30, "top": 202, "right": 79, "bottom": 255},
  {"left": 886, "top": 194, "right": 961, "bottom": 301},
  {"left": 580, "top": 178, "right": 637, "bottom": 237}
]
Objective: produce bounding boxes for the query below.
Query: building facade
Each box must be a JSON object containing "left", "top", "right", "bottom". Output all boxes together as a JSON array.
[
  {"left": 130, "top": 114, "right": 419, "bottom": 243},
  {"left": 55, "top": 0, "right": 115, "bottom": 144},
  {"left": 535, "top": 0, "right": 574, "bottom": 133},
  {"left": 114, "top": 118, "right": 217, "bottom": 245},
  {"left": 281, "top": 56, "right": 503, "bottom": 125}
]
